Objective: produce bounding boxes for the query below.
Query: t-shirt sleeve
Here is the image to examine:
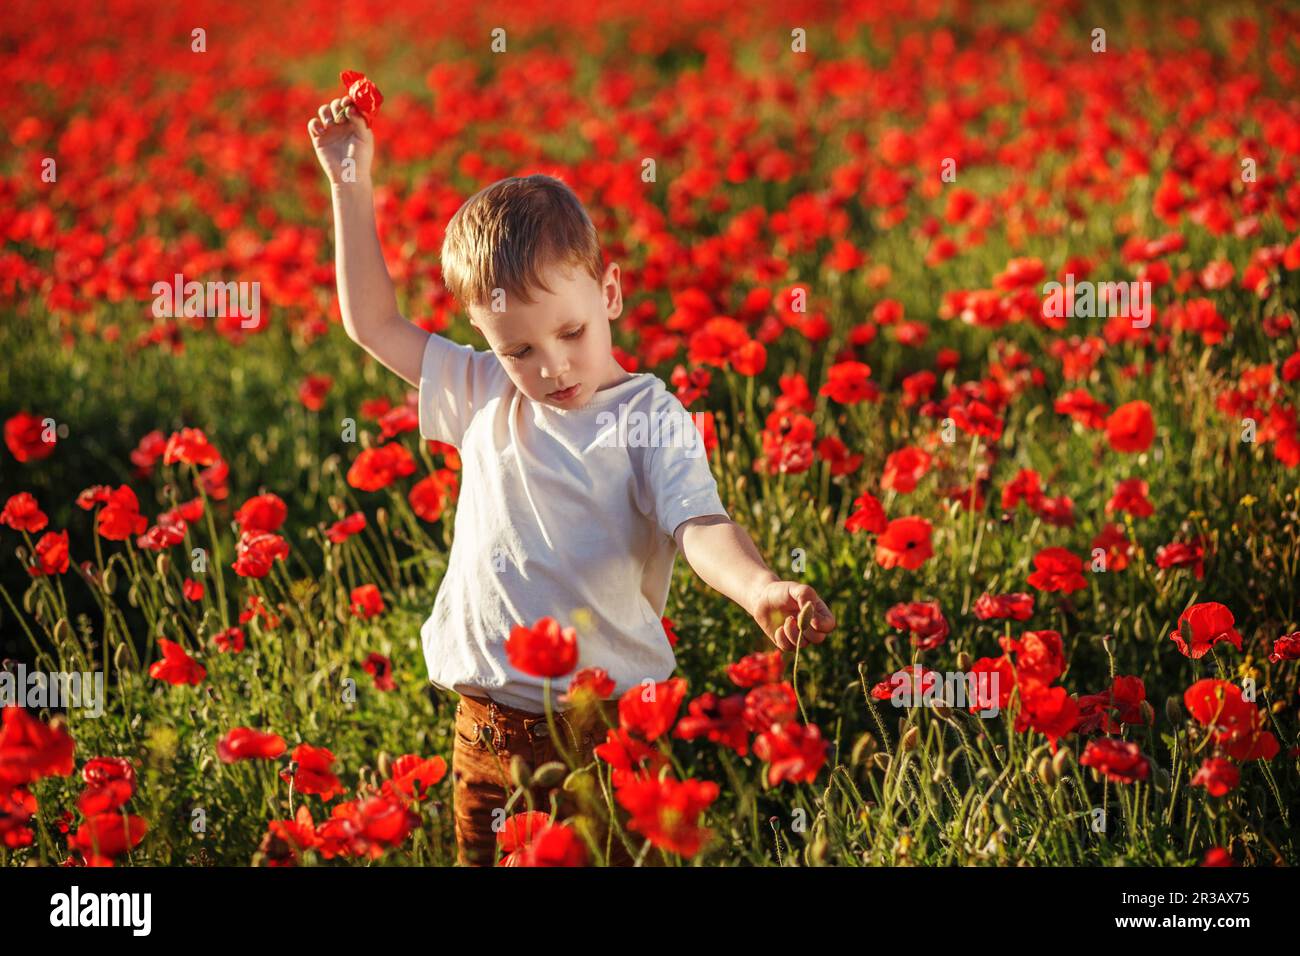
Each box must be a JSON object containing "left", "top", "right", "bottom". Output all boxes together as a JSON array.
[
  {"left": 417, "top": 333, "right": 507, "bottom": 448},
  {"left": 644, "top": 400, "right": 730, "bottom": 540}
]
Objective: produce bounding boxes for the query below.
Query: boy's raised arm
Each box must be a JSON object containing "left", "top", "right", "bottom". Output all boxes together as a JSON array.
[{"left": 309, "top": 95, "right": 430, "bottom": 389}]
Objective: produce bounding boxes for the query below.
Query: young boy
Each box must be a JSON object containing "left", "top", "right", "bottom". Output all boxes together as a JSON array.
[{"left": 309, "top": 94, "right": 836, "bottom": 866}]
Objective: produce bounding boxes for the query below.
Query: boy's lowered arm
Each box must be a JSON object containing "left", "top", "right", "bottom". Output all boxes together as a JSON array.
[{"left": 673, "top": 514, "right": 836, "bottom": 652}]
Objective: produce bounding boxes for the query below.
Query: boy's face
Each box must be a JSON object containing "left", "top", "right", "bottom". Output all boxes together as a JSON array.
[{"left": 470, "top": 260, "right": 628, "bottom": 410}]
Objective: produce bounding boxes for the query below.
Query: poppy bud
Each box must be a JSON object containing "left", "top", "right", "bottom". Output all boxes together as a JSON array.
[
  {"left": 532, "top": 761, "right": 566, "bottom": 789},
  {"left": 1154, "top": 768, "right": 1171, "bottom": 793},
  {"left": 1139, "top": 700, "right": 1155, "bottom": 725},
  {"left": 510, "top": 755, "right": 531, "bottom": 790},
  {"left": 127, "top": 583, "right": 140, "bottom": 607},
  {"left": 375, "top": 507, "right": 388, "bottom": 530},
  {"left": 956, "top": 651, "right": 972, "bottom": 670},
  {"left": 932, "top": 704, "right": 953, "bottom": 721},
  {"left": 872, "top": 752, "right": 891, "bottom": 772},
  {"left": 377, "top": 751, "right": 392, "bottom": 779},
  {"left": 1165, "top": 696, "right": 1182, "bottom": 724},
  {"left": 992, "top": 801, "right": 1011, "bottom": 829},
  {"left": 156, "top": 553, "right": 170, "bottom": 577},
  {"left": 809, "top": 830, "right": 829, "bottom": 865},
  {"left": 1037, "top": 757, "right": 1055, "bottom": 786},
  {"left": 1051, "top": 747, "right": 1071, "bottom": 777},
  {"left": 21, "top": 586, "right": 34, "bottom": 614},
  {"left": 102, "top": 567, "right": 115, "bottom": 593},
  {"left": 53, "top": 618, "right": 72, "bottom": 644},
  {"left": 901, "top": 726, "right": 920, "bottom": 751},
  {"left": 850, "top": 732, "right": 878, "bottom": 766}
]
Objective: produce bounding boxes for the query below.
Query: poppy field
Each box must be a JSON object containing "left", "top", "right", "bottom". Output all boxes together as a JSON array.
[{"left": 3, "top": 0, "right": 1300, "bottom": 868}]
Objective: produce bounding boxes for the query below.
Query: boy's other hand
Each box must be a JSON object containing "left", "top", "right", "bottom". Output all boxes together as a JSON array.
[
  {"left": 751, "top": 581, "right": 836, "bottom": 652},
  {"left": 308, "top": 95, "right": 375, "bottom": 186}
]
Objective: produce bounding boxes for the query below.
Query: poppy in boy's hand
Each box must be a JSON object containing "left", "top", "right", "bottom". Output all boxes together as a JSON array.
[{"left": 340, "top": 70, "right": 383, "bottom": 124}]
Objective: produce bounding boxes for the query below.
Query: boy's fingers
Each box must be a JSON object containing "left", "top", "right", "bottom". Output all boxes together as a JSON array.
[
  {"left": 308, "top": 117, "right": 322, "bottom": 138},
  {"left": 329, "top": 97, "right": 346, "bottom": 122},
  {"left": 318, "top": 104, "right": 334, "bottom": 127}
]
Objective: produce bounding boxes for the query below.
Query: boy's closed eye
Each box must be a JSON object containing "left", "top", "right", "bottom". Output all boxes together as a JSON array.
[{"left": 505, "top": 324, "right": 585, "bottom": 360}]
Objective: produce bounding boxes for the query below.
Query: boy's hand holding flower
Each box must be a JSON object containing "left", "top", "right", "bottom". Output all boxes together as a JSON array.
[{"left": 749, "top": 579, "right": 836, "bottom": 651}]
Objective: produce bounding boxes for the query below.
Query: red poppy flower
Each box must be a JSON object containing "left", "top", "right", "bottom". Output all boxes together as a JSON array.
[
  {"left": 384, "top": 754, "right": 447, "bottom": 803},
  {"left": 1201, "top": 847, "right": 1235, "bottom": 867},
  {"left": 27, "top": 530, "right": 70, "bottom": 577},
  {"left": 614, "top": 775, "right": 719, "bottom": 858},
  {"left": 1191, "top": 758, "right": 1239, "bottom": 797},
  {"left": 815, "top": 436, "right": 863, "bottom": 476},
  {"left": 1155, "top": 538, "right": 1207, "bottom": 579},
  {"left": 0, "top": 706, "right": 76, "bottom": 791},
  {"left": 1054, "top": 389, "right": 1110, "bottom": 430},
  {"left": 1106, "top": 478, "right": 1154, "bottom": 518},
  {"left": 1026, "top": 546, "right": 1087, "bottom": 593},
  {"left": 1078, "top": 738, "right": 1149, "bottom": 783},
  {"left": 162, "top": 427, "right": 220, "bottom": 467},
  {"left": 341, "top": 70, "right": 384, "bottom": 123},
  {"left": 845, "top": 491, "right": 887, "bottom": 534},
  {"left": 673, "top": 691, "right": 751, "bottom": 755},
  {"left": 1105, "top": 401, "right": 1155, "bottom": 453},
  {"left": 182, "top": 578, "right": 204, "bottom": 601},
  {"left": 999, "top": 629, "right": 1066, "bottom": 684},
  {"left": 409, "top": 471, "right": 456, "bottom": 522},
  {"left": 217, "top": 727, "right": 287, "bottom": 762},
  {"left": 283, "top": 744, "right": 344, "bottom": 800},
  {"left": 559, "top": 666, "right": 616, "bottom": 706},
  {"left": 726, "top": 649, "right": 784, "bottom": 688},
  {"left": 298, "top": 374, "right": 333, "bottom": 412},
  {"left": 885, "top": 601, "right": 949, "bottom": 649},
  {"left": 213, "top": 626, "right": 245, "bottom": 653},
  {"left": 326, "top": 511, "right": 367, "bottom": 543},
  {"left": 505, "top": 617, "right": 579, "bottom": 679},
  {"left": 1076, "top": 676, "right": 1148, "bottom": 734},
  {"left": 265, "top": 805, "right": 322, "bottom": 864},
  {"left": 231, "top": 530, "right": 290, "bottom": 578},
  {"left": 71, "top": 813, "right": 148, "bottom": 865},
  {"left": 346, "top": 443, "right": 417, "bottom": 492},
  {"left": 1, "top": 492, "right": 47, "bottom": 532},
  {"left": 594, "top": 727, "right": 672, "bottom": 789},
  {"left": 1183, "top": 679, "right": 1279, "bottom": 762},
  {"left": 948, "top": 399, "right": 1003, "bottom": 441},
  {"left": 1269, "top": 631, "right": 1300, "bottom": 663},
  {"left": 819, "top": 361, "right": 878, "bottom": 404},
  {"left": 1168, "top": 602, "right": 1243, "bottom": 659},
  {"left": 617, "top": 677, "right": 687, "bottom": 741},
  {"left": 973, "top": 592, "right": 1035, "bottom": 621},
  {"left": 363, "top": 652, "right": 395, "bottom": 691},
  {"left": 96, "top": 486, "right": 148, "bottom": 541},
  {"left": 742, "top": 682, "right": 798, "bottom": 730},
  {"left": 881, "top": 446, "right": 932, "bottom": 494},
  {"left": 234, "top": 492, "right": 288, "bottom": 533},
  {"left": 350, "top": 584, "right": 385, "bottom": 619},
  {"left": 875, "top": 516, "right": 934, "bottom": 570},
  {"left": 753, "top": 721, "right": 828, "bottom": 786},
  {"left": 4, "top": 411, "right": 56, "bottom": 463},
  {"left": 149, "top": 638, "right": 206, "bottom": 685}
]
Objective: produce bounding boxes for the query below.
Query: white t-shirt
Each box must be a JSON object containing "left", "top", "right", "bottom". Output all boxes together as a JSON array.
[{"left": 415, "top": 332, "right": 730, "bottom": 713}]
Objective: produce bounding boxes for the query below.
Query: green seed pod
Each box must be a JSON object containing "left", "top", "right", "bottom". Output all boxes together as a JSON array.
[
  {"left": 850, "top": 732, "right": 878, "bottom": 766},
  {"left": 1139, "top": 700, "right": 1155, "bottom": 726},
  {"left": 956, "top": 651, "right": 973, "bottom": 671},
  {"left": 532, "top": 761, "right": 567, "bottom": 789},
  {"left": 510, "top": 755, "right": 531, "bottom": 790},
  {"left": 1165, "top": 696, "right": 1182, "bottom": 724}
]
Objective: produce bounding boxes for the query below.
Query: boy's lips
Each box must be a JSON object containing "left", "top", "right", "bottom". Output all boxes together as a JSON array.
[{"left": 548, "top": 384, "right": 580, "bottom": 400}]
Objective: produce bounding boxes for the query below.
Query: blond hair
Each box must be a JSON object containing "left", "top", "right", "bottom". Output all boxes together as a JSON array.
[{"left": 439, "top": 174, "right": 605, "bottom": 310}]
